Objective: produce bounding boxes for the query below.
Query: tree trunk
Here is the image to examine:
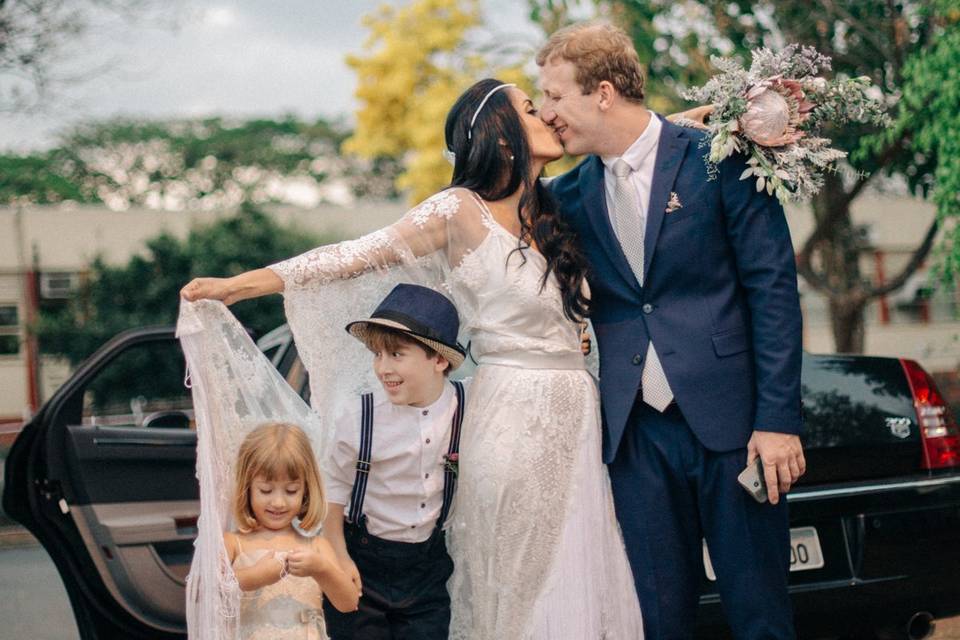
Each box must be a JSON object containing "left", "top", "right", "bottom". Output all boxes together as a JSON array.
[
  {"left": 808, "top": 174, "right": 869, "bottom": 353},
  {"left": 828, "top": 295, "right": 867, "bottom": 353}
]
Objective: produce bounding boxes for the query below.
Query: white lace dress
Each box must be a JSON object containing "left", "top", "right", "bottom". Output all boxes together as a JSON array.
[{"left": 269, "top": 187, "right": 643, "bottom": 640}]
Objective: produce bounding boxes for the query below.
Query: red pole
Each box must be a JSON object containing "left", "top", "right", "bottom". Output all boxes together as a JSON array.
[{"left": 23, "top": 268, "right": 41, "bottom": 413}]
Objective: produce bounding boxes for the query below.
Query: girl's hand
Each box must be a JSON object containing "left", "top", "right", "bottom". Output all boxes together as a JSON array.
[
  {"left": 251, "top": 552, "right": 286, "bottom": 587},
  {"left": 579, "top": 322, "right": 592, "bottom": 356},
  {"left": 339, "top": 555, "right": 362, "bottom": 593},
  {"left": 180, "top": 277, "right": 236, "bottom": 304},
  {"left": 287, "top": 548, "right": 330, "bottom": 579}
]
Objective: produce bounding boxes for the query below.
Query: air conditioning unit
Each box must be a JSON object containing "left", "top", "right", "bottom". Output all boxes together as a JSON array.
[{"left": 40, "top": 272, "right": 80, "bottom": 299}]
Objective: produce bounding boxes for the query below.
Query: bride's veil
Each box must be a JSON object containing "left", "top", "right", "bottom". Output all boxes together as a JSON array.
[{"left": 178, "top": 246, "right": 444, "bottom": 639}]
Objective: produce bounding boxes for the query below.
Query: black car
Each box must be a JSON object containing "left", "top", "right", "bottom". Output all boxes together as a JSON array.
[{"left": 4, "top": 325, "right": 960, "bottom": 639}]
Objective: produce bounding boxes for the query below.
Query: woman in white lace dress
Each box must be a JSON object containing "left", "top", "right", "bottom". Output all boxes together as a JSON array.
[{"left": 182, "top": 79, "right": 643, "bottom": 639}]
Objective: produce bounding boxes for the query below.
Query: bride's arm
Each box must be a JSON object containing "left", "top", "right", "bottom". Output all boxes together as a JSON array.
[
  {"left": 666, "top": 104, "right": 714, "bottom": 128},
  {"left": 180, "top": 268, "right": 283, "bottom": 305},
  {"left": 180, "top": 190, "right": 461, "bottom": 304}
]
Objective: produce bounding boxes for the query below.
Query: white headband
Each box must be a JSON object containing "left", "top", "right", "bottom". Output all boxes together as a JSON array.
[{"left": 467, "top": 83, "right": 516, "bottom": 140}]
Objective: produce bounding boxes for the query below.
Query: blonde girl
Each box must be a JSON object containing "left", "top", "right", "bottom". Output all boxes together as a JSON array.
[{"left": 224, "top": 422, "right": 359, "bottom": 639}]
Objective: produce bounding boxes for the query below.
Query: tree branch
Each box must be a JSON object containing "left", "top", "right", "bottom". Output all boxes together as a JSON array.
[
  {"left": 866, "top": 218, "right": 939, "bottom": 299},
  {"left": 819, "top": 0, "right": 891, "bottom": 61}
]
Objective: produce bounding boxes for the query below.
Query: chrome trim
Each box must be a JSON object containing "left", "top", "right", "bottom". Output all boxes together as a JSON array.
[{"left": 788, "top": 475, "right": 960, "bottom": 502}]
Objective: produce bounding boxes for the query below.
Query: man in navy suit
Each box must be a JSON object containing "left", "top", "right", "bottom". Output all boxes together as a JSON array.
[{"left": 537, "top": 22, "right": 806, "bottom": 640}]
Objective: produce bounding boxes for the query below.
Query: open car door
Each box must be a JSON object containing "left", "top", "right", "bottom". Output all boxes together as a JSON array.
[{"left": 3, "top": 327, "right": 196, "bottom": 639}]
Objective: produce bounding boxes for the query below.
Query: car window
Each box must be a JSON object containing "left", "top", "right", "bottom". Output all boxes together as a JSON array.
[{"left": 81, "top": 338, "right": 193, "bottom": 428}]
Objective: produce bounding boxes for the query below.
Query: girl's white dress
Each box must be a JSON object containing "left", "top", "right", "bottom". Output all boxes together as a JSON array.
[{"left": 267, "top": 188, "right": 644, "bottom": 639}]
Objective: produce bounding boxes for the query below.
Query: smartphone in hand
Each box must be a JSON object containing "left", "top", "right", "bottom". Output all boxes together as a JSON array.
[{"left": 737, "top": 458, "right": 768, "bottom": 503}]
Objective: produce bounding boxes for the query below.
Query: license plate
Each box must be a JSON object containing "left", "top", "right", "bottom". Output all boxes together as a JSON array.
[{"left": 703, "top": 526, "right": 825, "bottom": 581}]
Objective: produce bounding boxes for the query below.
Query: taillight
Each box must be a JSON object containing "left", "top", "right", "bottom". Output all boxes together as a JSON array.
[{"left": 901, "top": 359, "right": 960, "bottom": 470}]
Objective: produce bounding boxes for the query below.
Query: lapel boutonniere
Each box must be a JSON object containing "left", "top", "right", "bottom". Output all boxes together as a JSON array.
[
  {"left": 665, "top": 192, "right": 683, "bottom": 213},
  {"left": 443, "top": 452, "right": 459, "bottom": 477}
]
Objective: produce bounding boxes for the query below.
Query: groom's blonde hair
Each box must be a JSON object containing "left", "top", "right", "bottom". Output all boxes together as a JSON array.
[{"left": 536, "top": 21, "right": 645, "bottom": 103}]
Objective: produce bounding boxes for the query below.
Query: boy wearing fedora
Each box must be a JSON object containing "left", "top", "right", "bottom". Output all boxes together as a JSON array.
[{"left": 321, "top": 283, "right": 468, "bottom": 640}]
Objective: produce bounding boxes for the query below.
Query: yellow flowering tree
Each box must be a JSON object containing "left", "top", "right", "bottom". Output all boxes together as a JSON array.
[{"left": 345, "top": 0, "right": 532, "bottom": 203}]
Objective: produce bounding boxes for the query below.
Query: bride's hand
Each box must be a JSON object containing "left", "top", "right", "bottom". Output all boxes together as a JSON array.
[
  {"left": 666, "top": 104, "right": 714, "bottom": 130},
  {"left": 579, "top": 322, "right": 592, "bottom": 356},
  {"left": 180, "top": 277, "right": 236, "bottom": 304}
]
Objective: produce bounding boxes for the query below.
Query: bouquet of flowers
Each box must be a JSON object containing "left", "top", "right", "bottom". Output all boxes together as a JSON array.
[{"left": 682, "top": 44, "right": 888, "bottom": 204}]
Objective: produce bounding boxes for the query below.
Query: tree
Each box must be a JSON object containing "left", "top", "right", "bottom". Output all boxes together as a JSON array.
[
  {"left": 870, "top": 0, "right": 960, "bottom": 284},
  {"left": 0, "top": 0, "right": 173, "bottom": 113},
  {"left": 35, "top": 204, "right": 332, "bottom": 364},
  {"left": 529, "top": 0, "right": 958, "bottom": 353},
  {"left": 0, "top": 116, "right": 400, "bottom": 208},
  {"left": 345, "top": 0, "right": 533, "bottom": 203}
]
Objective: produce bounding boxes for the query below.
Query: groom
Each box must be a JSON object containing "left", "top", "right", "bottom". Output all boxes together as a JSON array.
[{"left": 538, "top": 22, "right": 805, "bottom": 640}]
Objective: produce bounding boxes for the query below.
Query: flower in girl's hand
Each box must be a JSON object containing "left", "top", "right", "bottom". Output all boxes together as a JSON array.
[{"left": 443, "top": 453, "right": 459, "bottom": 477}]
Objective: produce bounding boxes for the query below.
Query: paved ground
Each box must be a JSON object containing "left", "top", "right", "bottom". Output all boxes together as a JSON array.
[
  {"left": 0, "top": 518, "right": 957, "bottom": 639},
  {"left": 0, "top": 541, "right": 79, "bottom": 640}
]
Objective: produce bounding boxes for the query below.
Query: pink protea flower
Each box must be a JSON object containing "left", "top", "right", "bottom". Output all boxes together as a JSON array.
[{"left": 734, "top": 75, "right": 815, "bottom": 147}]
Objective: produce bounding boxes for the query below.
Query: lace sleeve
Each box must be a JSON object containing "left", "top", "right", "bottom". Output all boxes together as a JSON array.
[{"left": 268, "top": 189, "right": 466, "bottom": 288}]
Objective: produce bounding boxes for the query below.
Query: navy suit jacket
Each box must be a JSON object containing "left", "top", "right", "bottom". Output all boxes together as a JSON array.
[{"left": 550, "top": 116, "right": 803, "bottom": 462}]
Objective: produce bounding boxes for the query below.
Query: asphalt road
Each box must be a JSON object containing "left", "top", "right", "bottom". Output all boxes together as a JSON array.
[
  {"left": 0, "top": 532, "right": 957, "bottom": 639},
  {"left": 0, "top": 543, "right": 79, "bottom": 639}
]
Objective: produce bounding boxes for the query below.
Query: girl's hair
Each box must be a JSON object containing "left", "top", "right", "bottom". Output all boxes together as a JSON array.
[
  {"left": 444, "top": 78, "right": 590, "bottom": 321},
  {"left": 232, "top": 422, "right": 326, "bottom": 533}
]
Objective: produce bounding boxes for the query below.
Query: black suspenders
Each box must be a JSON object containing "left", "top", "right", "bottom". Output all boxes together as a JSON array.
[
  {"left": 346, "top": 392, "right": 375, "bottom": 524},
  {"left": 346, "top": 381, "right": 465, "bottom": 528},
  {"left": 438, "top": 381, "right": 465, "bottom": 528}
]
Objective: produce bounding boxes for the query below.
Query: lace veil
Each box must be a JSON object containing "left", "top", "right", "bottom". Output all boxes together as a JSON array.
[{"left": 178, "top": 188, "right": 504, "bottom": 639}]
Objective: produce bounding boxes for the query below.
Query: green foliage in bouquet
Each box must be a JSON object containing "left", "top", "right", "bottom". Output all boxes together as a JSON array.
[{"left": 684, "top": 44, "right": 889, "bottom": 204}]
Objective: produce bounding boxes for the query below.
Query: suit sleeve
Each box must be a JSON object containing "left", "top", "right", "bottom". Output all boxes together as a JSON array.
[{"left": 719, "top": 152, "right": 803, "bottom": 435}]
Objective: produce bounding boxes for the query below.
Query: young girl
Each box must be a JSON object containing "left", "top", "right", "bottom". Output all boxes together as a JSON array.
[{"left": 224, "top": 422, "right": 359, "bottom": 640}]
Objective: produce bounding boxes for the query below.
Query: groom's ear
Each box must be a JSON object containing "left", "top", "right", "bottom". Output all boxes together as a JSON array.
[{"left": 597, "top": 80, "right": 616, "bottom": 112}]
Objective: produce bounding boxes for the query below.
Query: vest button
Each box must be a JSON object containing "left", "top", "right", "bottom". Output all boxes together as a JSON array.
[
  {"left": 632, "top": 354, "right": 643, "bottom": 366},
  {"left": 642, "top": 303, "right": 654, "bottom": 314}
]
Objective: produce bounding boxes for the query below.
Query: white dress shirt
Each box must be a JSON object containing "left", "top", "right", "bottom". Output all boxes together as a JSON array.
[
  {"left": 324, "top": 381, "right": 468, "bottom": 543},
  {"left": 601, "top": 112, "right": 662, "bottom": 243}
]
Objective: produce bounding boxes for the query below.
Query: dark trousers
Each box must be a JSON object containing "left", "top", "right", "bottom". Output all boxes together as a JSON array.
[
  {"left": 608, "top": 400, "right": 795, "bottom": 640},
  {"left": 323, "top": 520, "right": 453, "bottom": 640}
]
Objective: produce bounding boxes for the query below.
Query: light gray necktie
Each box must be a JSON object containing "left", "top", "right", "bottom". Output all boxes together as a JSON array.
[{"left": 611, "top": 159, "right": 674, "bottom": 412}]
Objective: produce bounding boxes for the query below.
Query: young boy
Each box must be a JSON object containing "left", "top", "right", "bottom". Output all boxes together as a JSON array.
[{"left": 321, "top": 283, "right": 468, "bottom": 640}]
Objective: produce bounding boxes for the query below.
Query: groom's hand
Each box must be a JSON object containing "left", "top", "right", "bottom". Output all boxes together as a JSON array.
[{"left": 747, "top": 431, "right": 806, "bottom": 505}]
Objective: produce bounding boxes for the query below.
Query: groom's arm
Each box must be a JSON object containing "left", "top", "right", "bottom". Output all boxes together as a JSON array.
[
  {"left": 719, "top": 152, "right": 805, "bottom": 502},
  {"left": 719, "top": 152, "right": 803, "bottom": 435}
]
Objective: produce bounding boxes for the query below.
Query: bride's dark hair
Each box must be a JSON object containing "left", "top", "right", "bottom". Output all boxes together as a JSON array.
[{"left": 443, "top": 78, "right": 590, "bottom": 321}]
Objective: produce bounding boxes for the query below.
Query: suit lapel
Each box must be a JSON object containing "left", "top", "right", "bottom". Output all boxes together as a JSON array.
[
  {"left": 643, "top": 117, "right": 689, "bottom": 281},
  {"left": 578, "top": 156, "right": 642, "bottom": 294}
]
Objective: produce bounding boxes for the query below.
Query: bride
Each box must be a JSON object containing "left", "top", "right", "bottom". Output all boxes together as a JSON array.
[{"left": 182, "top": 78, "right": 644, "bottom": 639}]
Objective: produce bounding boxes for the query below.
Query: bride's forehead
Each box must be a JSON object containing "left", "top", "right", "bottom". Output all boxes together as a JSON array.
[{"left": 506, "top": 87, "right": 532, "bottom": 106}]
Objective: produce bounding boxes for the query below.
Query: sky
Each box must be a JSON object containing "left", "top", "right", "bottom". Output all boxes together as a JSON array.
[{"left": 0, "top": 0, "right": 549, "bottom": 152}]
